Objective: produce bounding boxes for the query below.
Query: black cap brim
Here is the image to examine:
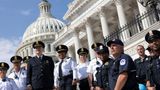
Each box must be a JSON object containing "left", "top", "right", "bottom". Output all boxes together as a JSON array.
[{"left": 107, "top": 41, "right": 114, "bottom": 47}]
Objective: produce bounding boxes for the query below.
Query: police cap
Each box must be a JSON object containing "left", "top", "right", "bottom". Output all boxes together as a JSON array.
[
  {"left": 0, "top": 62, "right": 9, "bottom": 70},
  {"left": 107, "top": 39, "right": 124, "bottom": 47},
  {"left": 77, "top": 48, "right": 89, "bottom": 55},
  {"left": 91, "top": 43, "right": 103, "bottom": 50},
  {"left": 23, "top": 56, "right": 32, "bottom": 63},
  {"left": 32, "top": 41, "right": 45, "bottom": 49},
  {"left": 95, "top": 45, "right": 109, "bottom": 54},
  {"left": 56, "top": 45, "right": 68, "bottom": 53},
  {"left": 10, "top": 55, "right": 22, "bottom": 63},
  {"left": 145, "top": 30, "right": 160, "bottom": 43}
]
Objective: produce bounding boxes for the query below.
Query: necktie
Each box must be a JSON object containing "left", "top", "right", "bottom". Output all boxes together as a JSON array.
[
  {"left": 2, "top": 78, "right": 6, "bottom": 82},
  {"left": 38, "top": 56, "right": 42, "bottom": 62},
  {"left": 59, "top": 60, "right": 63, "bottom": 78}
]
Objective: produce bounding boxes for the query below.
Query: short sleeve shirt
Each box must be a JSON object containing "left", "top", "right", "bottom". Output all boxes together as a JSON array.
[{"left": 109, "top": 54, "right": 137, "bottom": 90}]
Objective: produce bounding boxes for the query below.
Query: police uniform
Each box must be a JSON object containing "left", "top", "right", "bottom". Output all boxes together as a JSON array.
[
  {"left": 107, "top": 39, "right": 138, "bottom": 90},
  {"left": 54, "top": 45, "right": 77, "bottom": 90},
  {"left": 0, "top": 62, "right": 19, "bottom": 90},
  {"left": 145, "top": 30, "right": 160, "bottom": 89},
  {"left": 134, "top": 56, "right": 148, "bottom": 84},
  {"left": 76, "top": 48, "right": 90, "bottom": 90},
  {"left": 95, "top": 45, "right": 112, "bottom": 90},
  {"left": 8, "top": 55, "right": 27, "bottom": 90},
  {"left": 134, "top": 56, "right": 148, "bottom": 90},
  {"left": 27, "top": 41, "right": 54, "bottom": 90},
  {"left": 87, "top": 43, "right": 103, "bottom": 87}
]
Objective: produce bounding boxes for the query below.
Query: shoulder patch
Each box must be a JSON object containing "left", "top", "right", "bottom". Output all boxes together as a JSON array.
[{"left": 120, "top": 59, "right": 126, "bottom": 65}]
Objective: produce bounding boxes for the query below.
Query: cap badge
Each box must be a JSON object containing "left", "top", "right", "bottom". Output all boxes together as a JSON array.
[
  {"left": 94, "top": 43, "right": 97, "bottom": 48},
  {"left": 26, "top": 56, "right": 29, "bottom": 60},
  {"left": 99, "top": 45, "right": 103, "bottom": 50},
  {"left": 59, "top": 45, "right": 62, "bottom": 49},
  {"left": 149, "top": 31, "right": 153, "bottom": 36},
  {"left": 36, "top": 41, "right": 39, "bottom": 45},
  {"left": 1, "top": 63, "right": 4, "bottom": 67},
  {"left": 81, "top": 48, "right": 84, "bottom": 52},
  {"left": 14, "top": 56, "right": 17, "bottom": 60}
]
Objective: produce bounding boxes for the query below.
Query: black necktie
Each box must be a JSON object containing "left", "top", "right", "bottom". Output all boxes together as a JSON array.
[
  {"left": 2, "top": 78, "right": 6, "bottom": 82},
  {"left": 59, "top": 60, "right": 63, "bottom": 78},
  {"left": 38, "top": 56, "right": 42, "bottom": 62}
]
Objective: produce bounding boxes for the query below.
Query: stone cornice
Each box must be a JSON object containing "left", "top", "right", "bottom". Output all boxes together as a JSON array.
[
  {"left": 64, "top": 0, "right": 90, "bottom": 20},
  {"left": 69, "top": 0, "right": 112, "bottom": 29}
]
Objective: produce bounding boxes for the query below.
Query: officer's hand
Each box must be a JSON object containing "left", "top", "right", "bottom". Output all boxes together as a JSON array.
[
  {"left": 95, "top": 86, "right": 102, "bottom": 90},
  {"left": 90, "top": 86, "right": 94, "bottom": 90},
  {"left": 54, "top": 86, "right": 59, "bottom": 90},
  {"left": 26, "top": 85, "right": 32, "bottom": 90},
  {"left": 72, "top": 79, "right": 77, "bottom": 85}
]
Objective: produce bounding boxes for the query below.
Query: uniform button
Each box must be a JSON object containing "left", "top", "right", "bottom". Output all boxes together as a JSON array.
[{"left": 41, "top": 69, "right": 43, "bottom": 72}]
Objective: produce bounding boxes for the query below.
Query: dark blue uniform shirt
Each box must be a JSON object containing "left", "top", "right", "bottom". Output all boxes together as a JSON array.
[
  {"left": 146, "top": 56, "right": 160, "bottom": 89},
  {"left": 109, "top": 54, "right": 138, "bottom": 90},
  {"left": 96, "top": 58, "right": 113, "bottom": 90},
  {"left": 134, "top": 55, "right": 148, "bottom": 84}
]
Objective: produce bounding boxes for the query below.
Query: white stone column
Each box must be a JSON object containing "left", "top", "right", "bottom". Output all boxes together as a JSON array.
[
  {"left": 28, "top": 47, "right": 31, "bottom": 56},
  {"left": 136, "top": 0, "right": 150, "bottom": 29},
  {"left": 45, "top": 43, "right": 48, "bottom": 53},
  {"left": 73, "top": 30, "right": 81, "bottom": 63},
  {"left": 68, "top": 48, "right": 75, "bottom": 59},
  {"left": 85, "top": 18, "right": 95, "bottom": 60},
  {"left": 98, "top": 7, "right": 110, "bottom": 38},
  {"left": 114, "top": 0, "right": 129, "bottom": 41}
]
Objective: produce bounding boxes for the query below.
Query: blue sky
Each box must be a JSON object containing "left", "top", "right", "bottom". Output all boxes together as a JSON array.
[{"left": 0, "top": 0, "right": 72, "bottom": 65}]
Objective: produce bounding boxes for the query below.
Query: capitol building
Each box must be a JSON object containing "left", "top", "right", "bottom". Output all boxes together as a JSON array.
[{"left": 16, "top": 0, "right": 160, "bottom": 62}]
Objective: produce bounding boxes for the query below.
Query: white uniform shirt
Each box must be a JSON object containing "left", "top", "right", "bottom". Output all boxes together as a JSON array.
[
  {"left": 0, "top": 77, "right": 19, "bottom": 90},
  {"left": 54, "top": 57, "right": 77, "bottom": 87},
  {"left": 76, "top": 61, "right": 89, "bottom": 80},
  {"left": 87, "top": 58, "right": 102, "bottom": 81},
  {"left": 8, "top": 68, "right": 27, "bottom": 90}
]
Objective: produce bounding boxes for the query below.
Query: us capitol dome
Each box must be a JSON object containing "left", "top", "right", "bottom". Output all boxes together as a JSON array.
[{"left": 16, "top": 0, "right": 65, "bottom": 59}]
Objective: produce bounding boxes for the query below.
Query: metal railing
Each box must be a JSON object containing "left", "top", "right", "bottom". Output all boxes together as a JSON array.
[{"left": 104, "top": 8, "right": 160, "bottom": 43}]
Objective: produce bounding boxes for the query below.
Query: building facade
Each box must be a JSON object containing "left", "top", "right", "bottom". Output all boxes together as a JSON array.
[{"left": 16, "top": 0, "right": 160, "bottom": 62}]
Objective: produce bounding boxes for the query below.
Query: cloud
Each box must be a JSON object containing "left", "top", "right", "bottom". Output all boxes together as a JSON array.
[
  {"left": 0, "top": 37, "right": 22, "bottom": 71},
  {"left": 20, "top": 9, "right": 31, "bottom": 16}
]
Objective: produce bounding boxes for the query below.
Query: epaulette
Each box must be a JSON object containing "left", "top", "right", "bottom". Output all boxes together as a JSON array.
[
  {"left": 67, "top": 57, "right": 71, "bottom": 59},
  {"left": 8, "top": 78, "right": 13, "bottom": 82}
]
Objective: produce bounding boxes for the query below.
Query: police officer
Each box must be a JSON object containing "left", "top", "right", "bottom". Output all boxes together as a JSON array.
[
  {"left": 54, "top": 44, "right": 77, "bottom": 90},
  {"left": 145, "top": 30, "right": 160, "bottom": 90},
  {"left": 76, "top": 48, "right": 90, "bottom": 90},
  {"left": 134, "top": 45, "right": 147, "bottom": 90},
  {"left": 95, "top": 45, "right": 112, "bottom": 90},
  {"left": 107, "top": 39, "right": 138, "bottom": 90},
  {"left": 0, "top": 62, "right": 19, "bottom": 90},
  {"left": 87, "top": 43, "right": 103, "bottom": 90},
  {"left": 26, "top": 41, "right": 54, "bottom": 90},
  {"left": 8, "top": 55, "right": 27, "bottom": 90},
  {"left": 21, "top": 56, "right": 32, "bottom": 70}
]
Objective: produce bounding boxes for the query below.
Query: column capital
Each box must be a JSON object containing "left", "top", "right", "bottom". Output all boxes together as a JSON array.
[
  {"left": 113, "top": 0, "right": 122, "bottom": 6},
  {"left": 83, "top": 17, "right": 92, "bottom": 26},
  {"left": 97, "top": 7, "right": 106, "bottom": 17}
]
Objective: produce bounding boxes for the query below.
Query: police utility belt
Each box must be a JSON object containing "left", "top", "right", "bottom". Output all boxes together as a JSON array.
[{"left": 58, "top": 74, "right": 73, "bottom": 81}]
